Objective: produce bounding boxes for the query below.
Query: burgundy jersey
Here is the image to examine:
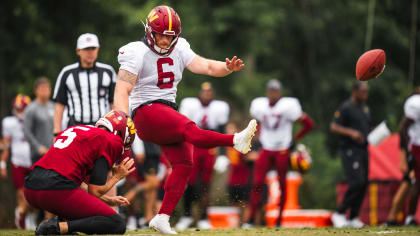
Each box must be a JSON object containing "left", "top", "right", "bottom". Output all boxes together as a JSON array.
[
  {"left": 33, "top": 126, "right": 123, "bottom": 185},
  {"left": 227, "top": 147, "right": 251, "bottom": 186}
]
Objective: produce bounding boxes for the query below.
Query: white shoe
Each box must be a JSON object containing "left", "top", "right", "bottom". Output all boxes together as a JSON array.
[
  {"left": 25, "top": 212, "right": 37, "bottom": 231},
  {"left": 241, "top": 223, "right": 253, "bottom": 229},
  {"left": 234, "top": 119, "right": 257, "bottom": 154},
  {"left": 197, "top": 219, "right": 212, "bottom": 229},
  {"left": 405, "top": 215, "right": 417, "bottom": 225},
  {"left": 349, "top": 218, "right": 364, "bottom": 228},
  {"left": 126, "top": 216, "right": 137, "bottom": 230},
  {"left": 175, "top": 216, "right": 193, "bottom": 231},
  {"left": 331, "top": 212, "right": 348, "bottom": 228},
  {"left": 149, "top": 214, "right": 177, "bottom": 234}
]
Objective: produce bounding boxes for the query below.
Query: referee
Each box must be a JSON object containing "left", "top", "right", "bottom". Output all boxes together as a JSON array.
[
  {"left": 330, "top": 81, "right": 371, "bottom": 228},
  {"left": 52, "top": 33, "right": 117, "bottom": 135}
]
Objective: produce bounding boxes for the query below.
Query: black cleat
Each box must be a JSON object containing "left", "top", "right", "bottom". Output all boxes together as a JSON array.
[{"left": 35, "top": 217, "right": 60, "bottom": 235}]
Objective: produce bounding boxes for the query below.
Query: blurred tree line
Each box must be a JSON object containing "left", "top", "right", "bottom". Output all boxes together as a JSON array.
[{"left": 1, "top": 0, "right": 419, "bottom": 226}]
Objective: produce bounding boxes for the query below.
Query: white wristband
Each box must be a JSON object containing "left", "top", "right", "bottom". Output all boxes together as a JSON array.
[{"left": 0, "top": 161, "right": 6, "bottom": 169}]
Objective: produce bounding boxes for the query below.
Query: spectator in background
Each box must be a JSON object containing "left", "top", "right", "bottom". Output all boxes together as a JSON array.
[
  {"left": 52, "top": 33, "right": 116, "bottom": 134},
  {"left": 398, "top": 86, "right": 420, "bottom": 226},
  {"left": 176, "top": 82, "right": 230, "bottom": 230},
  {"left": 24, "top": 77, "right": 54, "bottom": 165},
  {"left": 330, "top": 81, "right": 371, "bottom": 228},
  {"left": 225, "top": 122, "right": 259, "bottom": 226},
  {"left": 247, "top": 79, "right": 314, "bottom": 227},
  {"left": 1, "top": 94, "right": 36, "bottom": 230}
]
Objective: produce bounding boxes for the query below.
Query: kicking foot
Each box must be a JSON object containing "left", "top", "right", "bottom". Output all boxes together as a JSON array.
[
  {"left": 149, "top": 214, "right": 177, "bottom": 234},
  {"left": 35, "top": 217, "right": 60, "bottom": 235},
  {"left": 175, "top": 216, "right": 193, "bottom": 231},
  {"left": 233, "top": 119, "right": 257, "bottom": 154}
]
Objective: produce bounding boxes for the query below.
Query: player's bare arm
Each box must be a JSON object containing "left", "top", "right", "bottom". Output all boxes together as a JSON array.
[
  {"left": 330, "top": 122, "right": 364, "bottom": 143},
  {"left": 113, "top": 69, "right": 138, "bottom": 114},
  {"left": 88, "top": 157, "right": 135, "bottom": 197},
  {"left": 53, "top": 102, "right": 65, "bottom": 135},
  {"left": 187, "top": 55, "right": 244, "bottom": 77}
]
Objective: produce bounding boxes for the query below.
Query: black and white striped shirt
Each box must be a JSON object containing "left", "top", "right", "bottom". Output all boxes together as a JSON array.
[{"left": 53, "top": 62, "right": 116, "bottom": 125}]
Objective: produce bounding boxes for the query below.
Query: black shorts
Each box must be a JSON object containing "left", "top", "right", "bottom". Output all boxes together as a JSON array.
[{"left": 228, "top": 185, "right": 250, "bottom": 203}]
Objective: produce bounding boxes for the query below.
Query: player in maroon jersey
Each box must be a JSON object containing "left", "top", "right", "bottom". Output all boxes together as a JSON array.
[{"left": 23, "top": 110, "right": 136, "bottom": 235}]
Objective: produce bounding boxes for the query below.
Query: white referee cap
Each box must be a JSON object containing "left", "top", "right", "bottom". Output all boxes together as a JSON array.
[{"left": 76, "top": 33, "right": 100, "bottom": 49}]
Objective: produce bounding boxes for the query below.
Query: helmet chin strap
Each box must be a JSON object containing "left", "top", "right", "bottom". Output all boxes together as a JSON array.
[{"left": 153, "top": 44, "right": 169, "bottom": 54}]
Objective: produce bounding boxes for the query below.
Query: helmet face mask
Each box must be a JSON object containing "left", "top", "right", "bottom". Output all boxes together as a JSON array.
[{"left": 145, "top": 5, "right": 181, "bottom": 56}]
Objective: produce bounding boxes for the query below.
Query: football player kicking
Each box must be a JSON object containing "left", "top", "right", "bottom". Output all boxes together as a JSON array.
[
  {"left": 114, "top": 5, "right": 257, "bottom": 234},
  {"left": 23, "top": 110, "right": 136, "bottom": 235},
  {"left": 246, "top": 79, "right": 314, "bottom": 227}
]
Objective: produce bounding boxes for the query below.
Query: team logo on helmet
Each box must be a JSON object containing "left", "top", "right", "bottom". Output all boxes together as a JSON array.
[{"left": 96, "top": 110, "right": 136, "bottom": 148}]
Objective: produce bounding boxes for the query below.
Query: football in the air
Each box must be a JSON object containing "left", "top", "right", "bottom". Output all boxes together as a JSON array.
[{"left": 355, "top": 49, "right": 386, "bottom": 81}]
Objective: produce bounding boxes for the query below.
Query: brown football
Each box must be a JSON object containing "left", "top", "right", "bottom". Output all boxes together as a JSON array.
[{"left": 355, "top": 49, "right": 386, "bottom": 81}]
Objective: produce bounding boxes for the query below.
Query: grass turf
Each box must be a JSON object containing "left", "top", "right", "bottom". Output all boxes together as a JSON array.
[{"left": 0, "top": 227, "right": 419, "bottom": 235}]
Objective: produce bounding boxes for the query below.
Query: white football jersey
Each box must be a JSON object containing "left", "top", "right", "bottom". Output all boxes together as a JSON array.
[
  {"left": 118, "top": 38, "right": 196, "bottom": 113},
  {"left": 179, "top": 98, "right": 230, "bottom": 130},
  {"left": 2, "top": 116, "right": 32, "bottom": 168},
  {"left": 404, "top": 94, "right": 420, "bottom": 147},
  {"left": 250, "top": 97, "right": 303, "bottom": 151}
]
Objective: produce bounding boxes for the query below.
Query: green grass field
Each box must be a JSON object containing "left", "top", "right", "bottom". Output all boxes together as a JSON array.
[{"left": 1, "top": 227, "right": 419, "bottom": 236}]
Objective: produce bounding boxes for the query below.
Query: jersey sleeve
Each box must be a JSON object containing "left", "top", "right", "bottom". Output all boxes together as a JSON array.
[
  {"left": 118, "top": 42, "right": 144, "bottom": 75},
  {"left": 333, "top": 103, "right": 348, "bottom": 126},
  {"left": 250, "top": 98, "right": 264, "bottom": 121},
  {"left": 132, "top": 135, "right": 145, "bottom": 155},
  {"left": 53, "top": 67, "right": 68, "bottom": 105},
  {"left": 177, "top": 38, "right": 196, "bottom": 68},
  {"left": 284, "top": 98, "right": 303, "bottom": 121},
  {"left": 404, "top": 95, "right": 420, "bottom": 121}
]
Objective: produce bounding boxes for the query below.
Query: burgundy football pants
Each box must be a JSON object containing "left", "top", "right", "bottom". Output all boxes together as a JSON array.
[
  {"left": 23, "top": 188, "right": 116, "bottom": 220},
  {"left": 249, "top": 149, "right": 289, "bottom": 223},
  {"left": 133, "top": 103, "right": 234, "bottom": 215}
]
